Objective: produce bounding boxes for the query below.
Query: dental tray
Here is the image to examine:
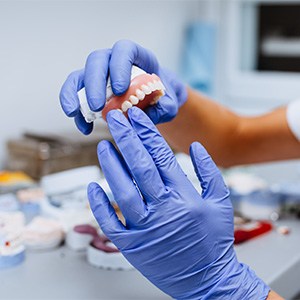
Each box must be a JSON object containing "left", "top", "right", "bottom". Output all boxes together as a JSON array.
[{"left": 6, "top": 128, "right": 111, "bottom": 180}]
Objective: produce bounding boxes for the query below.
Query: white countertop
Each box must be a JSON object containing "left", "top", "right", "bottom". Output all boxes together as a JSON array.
[{"left": 0, "top": 218, "right": 299, "bottom": 300}]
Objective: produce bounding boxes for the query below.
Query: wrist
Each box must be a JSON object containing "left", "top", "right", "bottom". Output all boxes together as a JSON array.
[
  {"left": 267, "top": 290, "right": 284, "bottom": 300},
  {"left": 203, "top": 258, "right": 270, "bottom": 300}
]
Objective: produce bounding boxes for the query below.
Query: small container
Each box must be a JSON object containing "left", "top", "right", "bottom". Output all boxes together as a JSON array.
[{"left": 0, "top": 245, "right": 25, "bottom": 269}]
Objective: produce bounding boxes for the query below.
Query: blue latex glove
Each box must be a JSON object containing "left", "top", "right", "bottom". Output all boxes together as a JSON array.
[
  {"left": 59, "top": 40, "right": 187, "bottom": 135},
  {"left": 88, "top": 107, "right": 270, "bottom": 299}
]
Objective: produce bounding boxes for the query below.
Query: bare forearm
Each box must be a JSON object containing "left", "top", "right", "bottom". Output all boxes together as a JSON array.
[
  {"left": 267, "top": 290, "right": 284, "bottom": 300},
  {"left": 158, "top": 88, "right": 300, "bottom": 167}
]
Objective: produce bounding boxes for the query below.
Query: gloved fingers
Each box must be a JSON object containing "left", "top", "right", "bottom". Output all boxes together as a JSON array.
[
  {"left": 190, "top": 142, "right": 229, "bottom": 201},
  {"left": 84, "top": 48, "right": 111, "bottom": 111},
  {"left": 74, "top": 110, "right": 93, "bottom": 135},
  {"left": 59, "top": 69, "right": 84, "bottom": 117},
  {"left": 88, "top": 182, "right": 126, "bottom": 238},
  {"left": 97, "top": 140, "right": 147, "bottom": 225},
  {"left": 109, "top": 40, "right": 159, "bottom": 96},
  {"left": 128, "top": 107, "right": 185, "bottom": 186},
  {"left": 145, "top": 93, "right": 178, "bottom": 124},
  {"left": 106, "top": 109, "right": 166, "bottom": 203}
]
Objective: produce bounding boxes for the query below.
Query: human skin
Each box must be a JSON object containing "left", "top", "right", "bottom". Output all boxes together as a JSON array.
[
  {"left": 158, "top": 87, "right": 300, "bottom": 168},
  {"left": 267, "top": 290, "right": 284, "bottom": 300}
]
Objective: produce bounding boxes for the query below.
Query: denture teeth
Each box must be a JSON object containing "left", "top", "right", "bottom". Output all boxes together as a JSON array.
[
  {"left": 136, "top": 89, "right": 145, "bottom": 100},
  {"left": 154, "top": 81, "right": 161, "bottom": 91},
  {"left": 141, "top": 84, "right": 151, "bottom": 95},
  {"left": 117, "top": 109, "right": 123, "bottom": 113},
  {"left": 160, "top": 81, "right": 166, "bottom": 90},
  {"left": 148, "top": 82, "right": 155, "bottom": 91},
  {"left": 156, "top": 81, "right": 165, "bottom": 91},
  {"left": 121, "top": 101, "right": 132, "bottom": 112},
  {"left": 150, "top": 96, "right": 160, "bottom": 105},
  {"left": 153, "top": 80, "right": 160, "bottom": 91},
  {"left": 129, "top": 95, "right": 139, "bottom": 105}
]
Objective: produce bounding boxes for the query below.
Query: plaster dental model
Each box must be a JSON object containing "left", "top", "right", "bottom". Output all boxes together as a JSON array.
[
  {"left": 17, "top": 188, "right": 45, "bottom": 222},
  {"left": 87, "top": 234, "right": 133, "bottom": 270},
  {"left": 66, "top": 224, "right": 96, "bottom": 251},
  {"left": 0, "top": 212, "right": 25, "bottom": 269},
  {"left": 40, "top": 166, "right": 101, "bottom": 231},
  {"left": 67, "top": 224, "right": 133, "bottom": 270},
  {"left": 0, "top": 193, "right": 19, "bottom": 212},
  {"left": 22, "top": 217, "right": 64, "bottom": 250},
  {"left": 78, "top": 66, "right": 165, "bottom": 122}
]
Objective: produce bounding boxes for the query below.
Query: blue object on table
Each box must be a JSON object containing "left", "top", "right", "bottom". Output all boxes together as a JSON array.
[
  {"left": 0, "top": 247, "right": 25, "bottom": 269},
  {"left": 20, "top": 202, "right": 40, "bottom": 223},
  {"left": 181, "top": 22, "right": 216, "bottom": 96}
]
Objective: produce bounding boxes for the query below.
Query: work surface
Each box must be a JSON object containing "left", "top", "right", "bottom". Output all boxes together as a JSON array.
[
  {"left": 236, "top": 218, "right": 300, "bottom": 300},
  {"left": 0, "top": 219, "right": 299, "bottom": 300}
]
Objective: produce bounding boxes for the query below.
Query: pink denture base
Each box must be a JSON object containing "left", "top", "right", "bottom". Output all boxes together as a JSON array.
[{"left": 102, "top": 73, "right": 164, "bottom": 121}]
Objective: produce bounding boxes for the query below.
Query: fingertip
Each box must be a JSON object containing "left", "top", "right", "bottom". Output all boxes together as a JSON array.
[
  {"left": 88, "top": 182, "right": 99, "bottom": 195},
  {"left": 111, "top": 80, "right": 130, "bottom": 96},
  {"left": 97, "top": 140, "right": 111, "bottom": 155},
  {"left": 190, "top": 142, "right": 209, "bottom": 160},
  {"left": 145, "top": 95, "right": 178, "bottom": 124},
  {"left": 74, "top": 113, "right": 93, "bottom": 135},
  {"left": 110, "top": 41, "right": 136, "bottom": 95},
  {"left": 59, "top": 87, "right": 80, "bottom": 118},
  {"left": 87, "top": 97, "right": 105, "bottom": 112},
  {"left": 145, "top": 105, "right": 160, "bottom": 124},
  {"left": 87, "top": 182, "right": 101, "bottom": 208},
  {"left": 84, "top": 49, "right": 111, "bottom": 112},
  {"left": 106, "top": 109, "right": 127, "bottom": 126},
  {"left": 127, "top": 106, "right": 144, "bottom": 120},
  {"left": 190, "top": 141, "right": 201, "bottom": 155},
  {"left": 128, "top": 107, "right": 157, "bottom": 133}
]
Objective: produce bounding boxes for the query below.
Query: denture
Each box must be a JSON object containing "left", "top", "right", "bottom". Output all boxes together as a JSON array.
[{"left": 78, "top": 66, "right": 165, "bottom": 122}]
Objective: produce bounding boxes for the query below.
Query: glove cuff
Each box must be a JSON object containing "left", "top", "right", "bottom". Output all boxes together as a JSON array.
[{"left": 204, "top": 262, "right": 270, "bottom": 300}]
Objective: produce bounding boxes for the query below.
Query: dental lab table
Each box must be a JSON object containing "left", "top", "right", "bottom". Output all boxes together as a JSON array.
[{"left": 0, "top": 218, "right": 299, "bottom": 300}]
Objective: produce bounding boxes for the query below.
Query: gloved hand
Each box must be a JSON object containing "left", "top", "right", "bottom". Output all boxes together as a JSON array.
[
  {"left": 88, "top": 107, "right": 270, "bottom": 299},
  {"left": 59, "top": 40, "right": 187, "bottom": 135}
]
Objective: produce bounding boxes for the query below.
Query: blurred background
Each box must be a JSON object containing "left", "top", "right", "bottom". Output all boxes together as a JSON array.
[{"left": 0, "top": 1, "right": 300, "bottom": 299}]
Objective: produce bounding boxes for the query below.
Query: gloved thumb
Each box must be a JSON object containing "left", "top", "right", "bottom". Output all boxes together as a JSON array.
[{"left": 190, "top": 142, "right": 229, "bottom": 201}]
